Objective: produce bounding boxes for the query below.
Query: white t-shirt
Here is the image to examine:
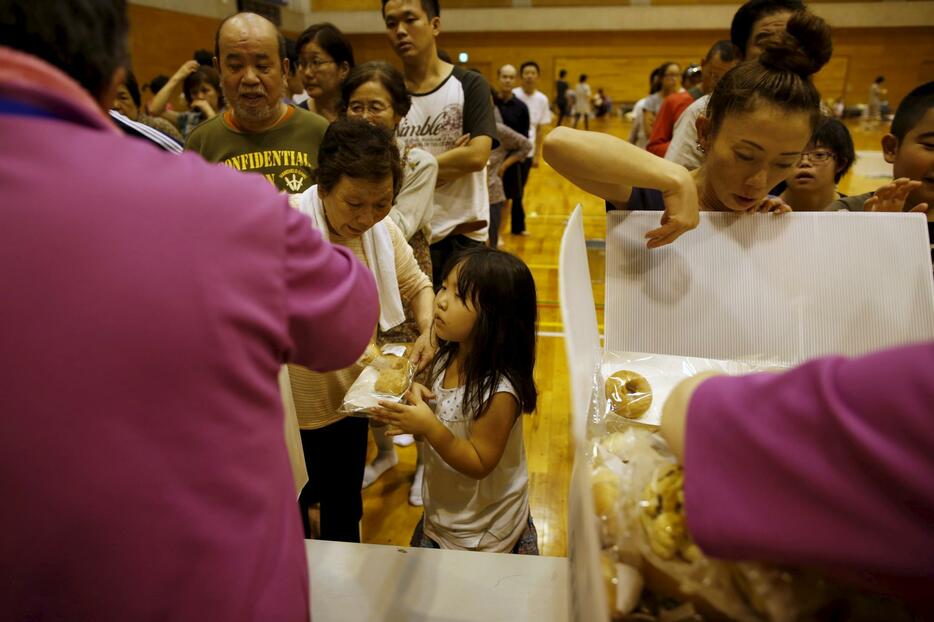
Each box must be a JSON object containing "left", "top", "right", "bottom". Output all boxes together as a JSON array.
[
  {"left": 574, "top": 82, "right": 592, "bottom": 115},
  {"left": 666, "top": 94, "right": 708, "bottom": 171},
  {"left": 512, "top": 87, "right": 552, "bottom": 159},
  {"left": 422, "top": 370, "right": 530, "bottom": 553},
  {"left": 628, "top": 96, "right": 650, "bottom": 148},
  {"left": 392, "top": 144, "right": 437, "bottom": 242},
  {"left": 397, "top": 66, "right": 498, "bottom": 244}
]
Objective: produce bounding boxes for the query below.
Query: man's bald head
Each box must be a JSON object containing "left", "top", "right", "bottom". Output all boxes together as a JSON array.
[
  {"left": 497, "top": 64, "right": 516, "bottom": 78},
  {"left": 213, "top": 11, "right": 289, "bottom": 133},
  {"left": 496, "top": 64, "right": 517, "bottom": 99},
  {"left": 214, "top": 12, "right": 286, "bottom": 61}
]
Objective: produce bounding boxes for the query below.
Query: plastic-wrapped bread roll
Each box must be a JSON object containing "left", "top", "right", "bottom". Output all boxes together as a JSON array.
[
  {"left": 605, "top": 370, "right": 653, "bottom": 419},
  {"left": 639, "top": 465, "right": 694, "bottom": 561},
  {"left": 591, "top": 465, "right": 621, "bottom": 544},
  {"left": 601, "top": 552, "right": 643, "bottom": 618},
  {"left": 374, "top": 366, "right": 408, "bottom": 395},
  {"left": 372, "top": 354, "right": 413, "bottom": 395}
]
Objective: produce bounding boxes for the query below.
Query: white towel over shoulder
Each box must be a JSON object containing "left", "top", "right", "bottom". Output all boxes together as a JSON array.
[{"left": 289, "top": 187, "right": 405, "bottom": 331}]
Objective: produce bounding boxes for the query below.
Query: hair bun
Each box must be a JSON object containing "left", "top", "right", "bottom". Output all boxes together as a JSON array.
[{"left": 757, "top": 11, "right": 833, "bottom": 78}]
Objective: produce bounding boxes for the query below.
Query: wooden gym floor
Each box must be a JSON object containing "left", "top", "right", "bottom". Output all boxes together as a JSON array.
[{"left": 358, "top": 115, "right": 892, "bottom": 557}]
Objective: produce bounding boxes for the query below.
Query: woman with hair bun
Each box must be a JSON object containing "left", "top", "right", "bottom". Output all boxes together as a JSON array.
[{"left": 544, "top": 11, "right": 833, "bottom": 246}]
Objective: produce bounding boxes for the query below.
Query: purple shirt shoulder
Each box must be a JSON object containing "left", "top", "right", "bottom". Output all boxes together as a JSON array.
[
  {"left": 0, "top": 103, "right": 377, "bottom": 620},
  {"left": 684, "top": 342, "right": 934, "bottom": 599}
]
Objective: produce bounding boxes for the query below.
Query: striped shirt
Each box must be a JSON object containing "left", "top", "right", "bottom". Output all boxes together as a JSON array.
[{"left": 109, "top": 110, "right": 183, "bottom": 154}]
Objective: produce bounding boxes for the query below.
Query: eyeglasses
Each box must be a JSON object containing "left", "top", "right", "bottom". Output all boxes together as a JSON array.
[
  {"left": 347, "top": 101, "right": 391, "bottom": 116},
  {"left": 298, "top": 58, "right": 336, "bottom": 71},
  {"left": 798, "top": 149, "right": 835, "bottom": 164}
]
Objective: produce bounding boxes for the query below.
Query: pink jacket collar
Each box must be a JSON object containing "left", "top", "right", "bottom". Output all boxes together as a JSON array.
[{"left": 0, "top": 45, "right": 119, "bottom": 133}]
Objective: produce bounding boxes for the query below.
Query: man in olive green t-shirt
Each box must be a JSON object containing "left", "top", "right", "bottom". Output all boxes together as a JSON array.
[{"left": 186, "top": 12, "right": 328, "bottom": 194}]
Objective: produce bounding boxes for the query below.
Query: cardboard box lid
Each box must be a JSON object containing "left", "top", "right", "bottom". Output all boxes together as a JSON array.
[{"left": 604, "top": 211, "right": 934, "bottom": 364}]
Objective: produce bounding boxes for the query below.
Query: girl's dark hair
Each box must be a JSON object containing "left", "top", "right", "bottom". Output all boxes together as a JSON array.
[
  {"left": 648, "top": 66, "right": 663, "bottom": 94},
  {"left": 705, "top": 11, "right": 832, "bottom": 138},
  {"left": 296, "top": 22, "right": 355, "bottom": 72},
  {"left": 730, "top": 0, "right": 806, "bottom": 59},
  {"left": 317, "top": 119, "right": 403, "bottom": 200},
  {"left": 284, "top": 37, "right": 299, "bottom": 76},
  {"left": 124, "top": 70, "right": 141, "bottom": 108},
  {"left": 811, "top": 117, "right": 855, "bottom": 182},
  {"left": 193, "top": 48, "right": 213, "bottom": 66},
  {"left": 579, "top": 74, "right": 587, "bottom": 82},
  {"left": 182, "top": 66, "right": 224, "bottom": 108},
  {"left": 429, "top": 247, "right": 538, "bottom": 420},
  {"left": 146, "top": 74, "right": 169, "bottom": 95},
  {"left": 0, "top": 0, "right": 129, "bottom": 100},
  {"left": 658, "top": 61, "right": 679, "bottom": 76},
  {"left": 341, "top": 61, "right": 412, "bottom": 118}
]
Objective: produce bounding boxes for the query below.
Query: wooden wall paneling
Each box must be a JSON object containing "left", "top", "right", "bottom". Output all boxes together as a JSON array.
[
  {"left": 128, "top": 3, "right": 221, "bottom": 92},
  {"left": 813, "top": 55, "right": 850, "bottom": 102},
  {"left": 127, "top": 3, "right": 934, "bottom": 113},
  {"left": 532, "top": 0, "right": 638, "bottom": 5},
  {"left": 312, "top": 0, "right": 931, "bottom": 5},
  {"left": 532, "top": 0, "right": 900, "bottom": 3},
  {"left": 466, "top": 61, "right": 495, "bottom": 83},
  {"left": 553, "top": 56, "right": 697, "bottom": 105},
  {"left": 831, "top": 27, "right": 934, "bottom": 108},
  {"left": 311, "top": 0, "right": 374, "bottom": 10},
  {"left": 347, "top": 29, "right": 724, "bottom": 103},
  {"left": 918, "top": 59, "right": 934, "bottom": 84}
]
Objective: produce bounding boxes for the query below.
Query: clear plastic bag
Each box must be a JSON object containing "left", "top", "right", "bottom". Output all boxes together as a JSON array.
[
  {"left": 595, "top": 351, "right": 786, "bottom": 431},
  {"left": 593, "top": 427, "right": 841, "bottom": 621},
  {"left": 586, "top": 352, "right": 843, "bottom": 621},
  {"left": 338, "top": 343, "right": 415, "bottom": 417}
]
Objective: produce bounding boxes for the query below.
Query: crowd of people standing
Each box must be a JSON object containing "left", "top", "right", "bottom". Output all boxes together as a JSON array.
[{"left": 1, "top": 0, "right": 932, "bottom": 619}]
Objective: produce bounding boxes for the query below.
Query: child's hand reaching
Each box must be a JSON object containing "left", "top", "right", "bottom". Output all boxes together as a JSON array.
[
  {"left": 865, "top": 178, "right": 929, "bottom": 213},
  {"left": 374, "top": 382, "right": 438, "bottom": 437}
]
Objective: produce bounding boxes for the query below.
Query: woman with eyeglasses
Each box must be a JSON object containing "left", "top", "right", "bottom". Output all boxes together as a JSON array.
[
  {"left": 295, "top": 22, "right": 355, "bottom": 122},
  {"left": 780, "top": 117, "right": 855, "bottom": 211},
  {"left": 642, "top": 62, "right": 682, "bottom": 140},
  {"left": 342, "top": 61, "right": 439, "bottom": 503}
]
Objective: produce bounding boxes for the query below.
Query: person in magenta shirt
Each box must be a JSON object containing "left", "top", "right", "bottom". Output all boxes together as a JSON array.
[
  {"left": 0, "top": 3, "right": 378, "bottom": 621},
  {"left": 661, "top": 342, "right": 934, "bottom": 607}
]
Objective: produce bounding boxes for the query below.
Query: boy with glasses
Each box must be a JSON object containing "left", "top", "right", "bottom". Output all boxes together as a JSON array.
[{"left": 780, "top": 117, "right": 854, "bottom": 211}]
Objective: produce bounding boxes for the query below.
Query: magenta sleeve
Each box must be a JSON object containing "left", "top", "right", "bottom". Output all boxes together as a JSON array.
[
  {"left": 282, "top": 203, "right": 378, "bottom": 371},
  {"left": 684, "top": 342, "right": 934, "bottom": 577}
]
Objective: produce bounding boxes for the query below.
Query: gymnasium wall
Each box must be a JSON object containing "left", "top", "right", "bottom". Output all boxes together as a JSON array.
[{"left": 127, "top": 3, "right": 934, "bottom": 111}]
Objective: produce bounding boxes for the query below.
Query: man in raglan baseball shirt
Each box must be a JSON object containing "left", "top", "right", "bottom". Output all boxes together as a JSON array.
[{"left": 383, "top": 0, "right": 499, "bottom": 285}]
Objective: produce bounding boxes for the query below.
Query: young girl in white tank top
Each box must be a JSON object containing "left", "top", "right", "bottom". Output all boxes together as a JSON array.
[{"left": 374, "top": 247, "right": 539, "bottom": 553}]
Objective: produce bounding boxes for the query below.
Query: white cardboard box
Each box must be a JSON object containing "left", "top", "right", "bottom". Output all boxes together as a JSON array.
[{"left": 566, "top": 211, "right": 934, "bottom": 621}]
